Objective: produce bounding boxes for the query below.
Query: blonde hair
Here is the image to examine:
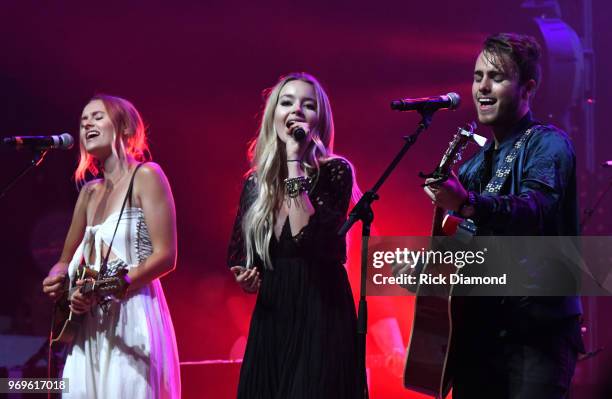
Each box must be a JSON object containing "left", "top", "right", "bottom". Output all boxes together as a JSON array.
[
  {"left": 75, "top": 94, "right": 150, "bottom": 185},
  {"left": 243, "top": 72, "right": 358, "bottom": 269}
]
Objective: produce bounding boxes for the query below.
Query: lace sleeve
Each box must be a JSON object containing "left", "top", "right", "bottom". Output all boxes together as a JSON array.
[
  {"left": 226, "top": 174, "right": 257, "bottom": 267},
  {"left": 312, "top": 157, "right": 353, "bottom": 216},
  {"left": 293, "top": 158, "right": 354, "bottom": 262}
]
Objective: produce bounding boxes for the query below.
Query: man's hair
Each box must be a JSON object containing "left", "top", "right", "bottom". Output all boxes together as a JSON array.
[{"left": 483, "top": 33, "right": 542, "bottom": 89}]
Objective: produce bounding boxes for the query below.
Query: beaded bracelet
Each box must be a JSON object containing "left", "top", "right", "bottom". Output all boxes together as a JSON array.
[{"left": 284, "top": 176, "right": 312, "bottom": 198}]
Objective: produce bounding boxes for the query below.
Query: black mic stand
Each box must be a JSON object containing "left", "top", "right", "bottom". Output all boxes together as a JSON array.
[
  {"left": 581, "top": 177, "right": 612, "bottom": 231},
  {"left": 338, "top": 109, "right": 436, "bottom": 399},
  {"left": 0, "top": 149, "right": 49, "bottom": 200}
]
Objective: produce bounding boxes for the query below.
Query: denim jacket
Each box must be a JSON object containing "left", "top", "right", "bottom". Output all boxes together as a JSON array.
[
  {"left": 459, "top": 112, "right": 579, "bottom": 236},
  {"left": 457, "top": 112, "right": 582, "bottom": 321}
]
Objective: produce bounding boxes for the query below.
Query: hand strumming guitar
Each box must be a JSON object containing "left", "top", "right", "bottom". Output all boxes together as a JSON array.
[{"left": 43, "top": 262, "right": 69, "bottom": 301}]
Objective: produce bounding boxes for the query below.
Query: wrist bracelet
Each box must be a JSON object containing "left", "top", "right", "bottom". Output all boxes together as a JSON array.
[{"left": 287, "top": 159, "right": 302, "bottom": 163}]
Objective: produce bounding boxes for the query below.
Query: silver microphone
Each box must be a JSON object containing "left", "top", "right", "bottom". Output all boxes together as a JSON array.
[
  {"left": 2, "top": 133, "right": 74, "bottom": 150},
  {"left": 391, "top": 92, "right": 461, "bottom": 112}
]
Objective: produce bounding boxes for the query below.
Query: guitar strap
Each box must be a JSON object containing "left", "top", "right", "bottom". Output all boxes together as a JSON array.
[
  {"left": 482, "top": 124, "right": 543, "bottom": 195},
  {"left": 99, "top": 162, "right": 145, "bottom": 277}
]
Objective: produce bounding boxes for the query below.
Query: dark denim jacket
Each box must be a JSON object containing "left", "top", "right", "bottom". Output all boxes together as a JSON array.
[
  {"left": 457, "top": 112, "right": 582, "bottom": 322},
  {"left": 459, "top": 112, "right": 579, "bottom": 236}
]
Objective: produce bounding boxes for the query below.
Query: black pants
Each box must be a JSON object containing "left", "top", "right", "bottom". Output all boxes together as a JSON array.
[
  {"left": 452, "top": 325, "right": 579, "bottom": 399},
  {"left": 452, "top": 342, "right": 576, "bottom": 398}
]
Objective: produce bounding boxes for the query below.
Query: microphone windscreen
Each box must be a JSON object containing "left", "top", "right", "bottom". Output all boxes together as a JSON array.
[
  {"left": 58, "top": 133, "right": 74, "bottom": 149},
  {"left": 446, "top": 92, "right": 461, "bottom": 110},
  {"left": 293, "top": 128, "right": 306, "bottom": 141}
]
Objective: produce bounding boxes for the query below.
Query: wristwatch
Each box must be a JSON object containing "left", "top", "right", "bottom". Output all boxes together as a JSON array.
[{"left": 459, "top": 191, "right": 477, "bottom": 219}]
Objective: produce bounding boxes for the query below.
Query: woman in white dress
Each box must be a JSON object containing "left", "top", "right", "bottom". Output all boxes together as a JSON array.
[{"left": 42, "top": 94, "right": 181, "bottom": 398}]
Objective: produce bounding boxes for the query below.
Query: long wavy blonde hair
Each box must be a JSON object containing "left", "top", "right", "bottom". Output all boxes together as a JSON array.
[{"left": 243, "top": 72, "right": 358, "bottom": 269}]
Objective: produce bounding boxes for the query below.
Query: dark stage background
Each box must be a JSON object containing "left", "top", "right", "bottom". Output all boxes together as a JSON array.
[{"left": 1, "top": 1, "right": 611, "bottom": 398}]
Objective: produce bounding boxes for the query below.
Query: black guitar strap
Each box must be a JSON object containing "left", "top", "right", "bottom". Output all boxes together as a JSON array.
[{"left": 99, "top": 162, "right": 145, "bottom": 277}]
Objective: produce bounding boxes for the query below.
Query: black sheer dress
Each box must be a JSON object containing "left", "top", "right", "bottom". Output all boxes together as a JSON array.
[{"left": 227, "top": 157, "right": 359, "bottom": 399}]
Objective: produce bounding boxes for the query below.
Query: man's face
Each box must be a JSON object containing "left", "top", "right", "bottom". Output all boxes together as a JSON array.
[{"left": 472, "top": 51, "right": 528, "bottom": 128}]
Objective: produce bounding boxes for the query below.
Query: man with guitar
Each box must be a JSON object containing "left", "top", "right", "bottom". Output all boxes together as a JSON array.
[{"left": 423, "top": 33, "right": 584, "bottom": 398}]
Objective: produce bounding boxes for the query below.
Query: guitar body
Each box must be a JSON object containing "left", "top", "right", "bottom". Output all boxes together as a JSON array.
[
  {"left": 51, "top": 308, "right": 84, "bottom": 345},
  {"left": 50, "top": 267, "right": 126, "bottom": 346},
  {"left": 404, "top": 124, "right": 482, "bottom": 398},
  {"left": 405, "top": 264, "right": 467, "bottom": 398},
  {"left": 50, "top": 267, "right": 92, "bottom": 345},
  {"left": 404, "top": 241, "right": 460, "bottom": 398},
  {"left": 404, "top": 293, "right": 453, "bottom": 397}
]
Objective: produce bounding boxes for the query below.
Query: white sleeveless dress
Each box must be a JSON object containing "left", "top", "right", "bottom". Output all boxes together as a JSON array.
[{"left": 62, "top": 207, "right": 181, "bottom": 399}]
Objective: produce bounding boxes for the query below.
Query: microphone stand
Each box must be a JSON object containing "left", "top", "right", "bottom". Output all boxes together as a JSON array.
[
  {"left": 0, "top": 149, "right": 49, "bottom": 200},
  {"left": 580, "top": 177, "right": 612, "bottom": 231},
  {"left": 338, "top": 109, "right": 436, "bottom": 399}
]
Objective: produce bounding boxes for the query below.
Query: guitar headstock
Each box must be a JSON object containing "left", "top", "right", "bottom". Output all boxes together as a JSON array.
[{"left": 438, "top": 122, "right": 485, "bottom": 174}]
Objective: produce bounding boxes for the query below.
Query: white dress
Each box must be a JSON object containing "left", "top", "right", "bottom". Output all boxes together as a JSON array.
[{"left": 62, "top": 207, "right": 181, "bottom": 399}]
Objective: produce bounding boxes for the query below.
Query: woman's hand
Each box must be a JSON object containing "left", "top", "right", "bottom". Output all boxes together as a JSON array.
[
  {"left": 43, "top": 263, "right": 69, "bottom": 301},
  {"left": 285, "top": 122, "right": 311, "bottom": 163},
  {"left": 230, "top": 266, "right": 261, "bottom": 294},
  {"left": 43, "top": 274, "right": 67, "bottom": 301},
  {"left": 69, "top": 279, "right": 97, "bottom": 314}
]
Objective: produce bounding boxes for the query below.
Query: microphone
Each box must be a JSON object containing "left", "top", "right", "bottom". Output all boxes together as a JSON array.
[
  {"left": 292, "top": 127, "right": 306, "bottom": 141},
  {"left": 602, "top": 160, "right": 612, "bottom": 168},
  {"left": 390, "top": 92, "right": 461, "bottom": 112},
  {"left": 2, "top": 133, "right": 74, "bottom": 150},
  {"left": 287, "top": 122, "right": 306, "bottom": 141}
]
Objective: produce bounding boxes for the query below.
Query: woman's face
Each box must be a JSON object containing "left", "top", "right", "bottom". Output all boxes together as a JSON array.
[
  {"left": 273, "top": 80, "right": 319, "bottom": 144},
  {"left": 80, "top": 99, "right": 116, "bottom": 159}
]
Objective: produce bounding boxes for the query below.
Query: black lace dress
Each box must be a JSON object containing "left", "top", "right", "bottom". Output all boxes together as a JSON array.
[{"left": 227, "top": 158, "right": 359, "bottom": 399}]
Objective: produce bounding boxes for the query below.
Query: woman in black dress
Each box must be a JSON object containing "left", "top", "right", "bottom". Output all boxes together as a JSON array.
[{"left": 227, "top": 72, "right": 361, "bottom": 398}]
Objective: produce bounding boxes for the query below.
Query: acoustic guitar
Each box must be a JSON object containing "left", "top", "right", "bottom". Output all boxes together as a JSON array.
[{"left": 403, "top": 123, "right": 485, "bottom": 398}]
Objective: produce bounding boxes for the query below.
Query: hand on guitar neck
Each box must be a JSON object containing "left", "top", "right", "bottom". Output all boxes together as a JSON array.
[
  {"left": 65, "top": 266, "right": 131, "bottom": 314},
  {"left": 423, "top": 170, "right": 468, "bottom": 214},
  {"left": 69, "top": 278, "right": 98, "bottom": 315}
]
